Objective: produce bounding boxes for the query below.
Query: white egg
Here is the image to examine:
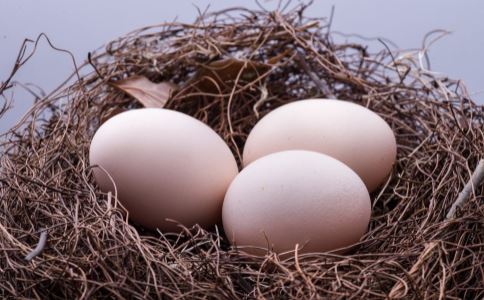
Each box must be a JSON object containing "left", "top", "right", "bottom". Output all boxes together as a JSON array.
[
  {"left": 243, "top": 99, "right": 397, "bottom": 192},
  {"left": 223, "top": 150, "right": 371, "bottom": 254},
  {"left": 90, "top": 108, "right": 238, "bottom": 231}
]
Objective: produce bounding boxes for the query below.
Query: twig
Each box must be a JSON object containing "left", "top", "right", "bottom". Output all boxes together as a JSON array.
[
  {"left": 88, "top": 52, "right": 105, "bottom": 81},
  {"left": 294, "top": 52, "right": 336, "bottom": 98},
  {"left": 446, "top": 159, "right": 484, "bottom": 219},
  {"left": 389, "top": 241, "right": 438, "bottom": 299},
  {"left": 25, "top": 229, "right": 48, "bottom": 261},
  {"left": 378, "top": 38, "right": 405, "bottom": 84}
]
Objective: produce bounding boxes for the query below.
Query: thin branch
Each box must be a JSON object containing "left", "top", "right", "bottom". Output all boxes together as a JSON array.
[
  {"left": 25, "top": 229, "right": 48, "bottom": 261},
  {"left": 295, "top": 52, "right": 336, "bottom": 98},
  {"left": 446, "top": 159, "right": 484, "bottom": 219}
]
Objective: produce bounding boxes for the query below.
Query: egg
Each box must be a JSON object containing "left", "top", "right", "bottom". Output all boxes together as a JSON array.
[
  {"left": 243, "top": 99, "right": 397, "bottom": 192},
  {"left": 89, "top": 108, "right": 238, "bottom": 232},
  {"left": 222, "top": 150, "right": 371, "bottom": 254}
]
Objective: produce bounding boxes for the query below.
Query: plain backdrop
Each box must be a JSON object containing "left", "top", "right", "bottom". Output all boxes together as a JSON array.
[{"left": 1, "top": 0, "right": 483, "bottom": 133}]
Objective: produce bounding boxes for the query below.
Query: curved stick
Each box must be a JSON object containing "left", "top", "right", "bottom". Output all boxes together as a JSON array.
[
  {"left": 25, "top": 229, "right": 48, "bottom": 261},
  {"left": 446, "top": 159, "right": 484, "bottom": 219}
]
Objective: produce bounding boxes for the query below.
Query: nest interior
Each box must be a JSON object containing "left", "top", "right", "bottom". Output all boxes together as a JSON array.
[{"left": 1, "top": 4, "right": 483, "bottom": 299}]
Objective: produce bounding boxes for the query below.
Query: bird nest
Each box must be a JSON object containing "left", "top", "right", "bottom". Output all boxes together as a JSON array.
[{"left": 1, "top": 3, "right": 483, "bottom": 299}]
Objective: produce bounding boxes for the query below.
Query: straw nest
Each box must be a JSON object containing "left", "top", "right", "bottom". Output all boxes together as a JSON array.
[{"left": 1, "top": 3, "right": 483, "bottom": 299}]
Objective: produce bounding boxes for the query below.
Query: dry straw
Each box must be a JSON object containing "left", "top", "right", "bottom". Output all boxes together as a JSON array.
[{"left": 1, "top": 3, "right": 483, "bottom": 299}]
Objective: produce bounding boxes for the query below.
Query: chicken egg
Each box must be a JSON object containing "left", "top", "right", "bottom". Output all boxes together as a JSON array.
[
  {"left": 89, "top": 108, "right": 238, "bottom": 232},
  {"left": 222, "top": 150, "right": 371, "bottom": 254},
  {"left": 243, "top": 99, "right": 397, "bottom": 192}
]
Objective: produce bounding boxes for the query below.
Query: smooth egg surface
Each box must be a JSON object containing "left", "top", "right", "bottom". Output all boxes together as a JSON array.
[
  {"left": 223, "top": 150, "right": 371, "bottom": 254},
  {"left": 90, "top": 108, "right": 238, "bottom": 232},
  {"left": 243, "top": 99, "right": 397, "bottom": 192}
]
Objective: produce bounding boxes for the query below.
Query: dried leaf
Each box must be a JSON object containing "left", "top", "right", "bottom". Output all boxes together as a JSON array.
[
  {"left": 100, "top": 107, "right": 125, "bottom": 124},
  {"left": 112, "top": 76, "right": 176, "bottom": 108},
  {"left": 201, "top": 58, "right": 271, "bottom": 81},
  {"left": 191, "top": 58, "right": 272, "bottom": 93},
  {"left": 267, "top": 48, "right": 293, "bottom": 65}
]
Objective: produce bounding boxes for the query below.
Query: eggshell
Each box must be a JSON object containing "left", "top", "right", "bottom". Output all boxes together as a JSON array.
[
  {"left": 222, "top": 150, "right": 371, "bottom": 254},
  {"left": 89, "top": 108, "right": 238, "bottom": 232},
  {"left": 243, "top": 99, "right": 397, "bottom": 192}
]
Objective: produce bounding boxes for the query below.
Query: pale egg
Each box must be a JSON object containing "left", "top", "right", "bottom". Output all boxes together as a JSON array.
[
  {"left": 222, "top": 150, "right": 371, "bottom": 254},
  {"left": 243, "top": 99, "right": 397, "bottom": 192},
  {"left": 89, "top": 108, "right": 238, "bottom": 232}
]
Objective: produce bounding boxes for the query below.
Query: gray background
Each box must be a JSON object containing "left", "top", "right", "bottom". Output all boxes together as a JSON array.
[{"left": 1, "top": 0, "right": 483, "bottom": 134}]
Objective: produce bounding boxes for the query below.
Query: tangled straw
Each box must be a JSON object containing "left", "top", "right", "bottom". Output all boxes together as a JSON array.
[{"left": 1, "top": 3, "right": 483, "bottom": 299}]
